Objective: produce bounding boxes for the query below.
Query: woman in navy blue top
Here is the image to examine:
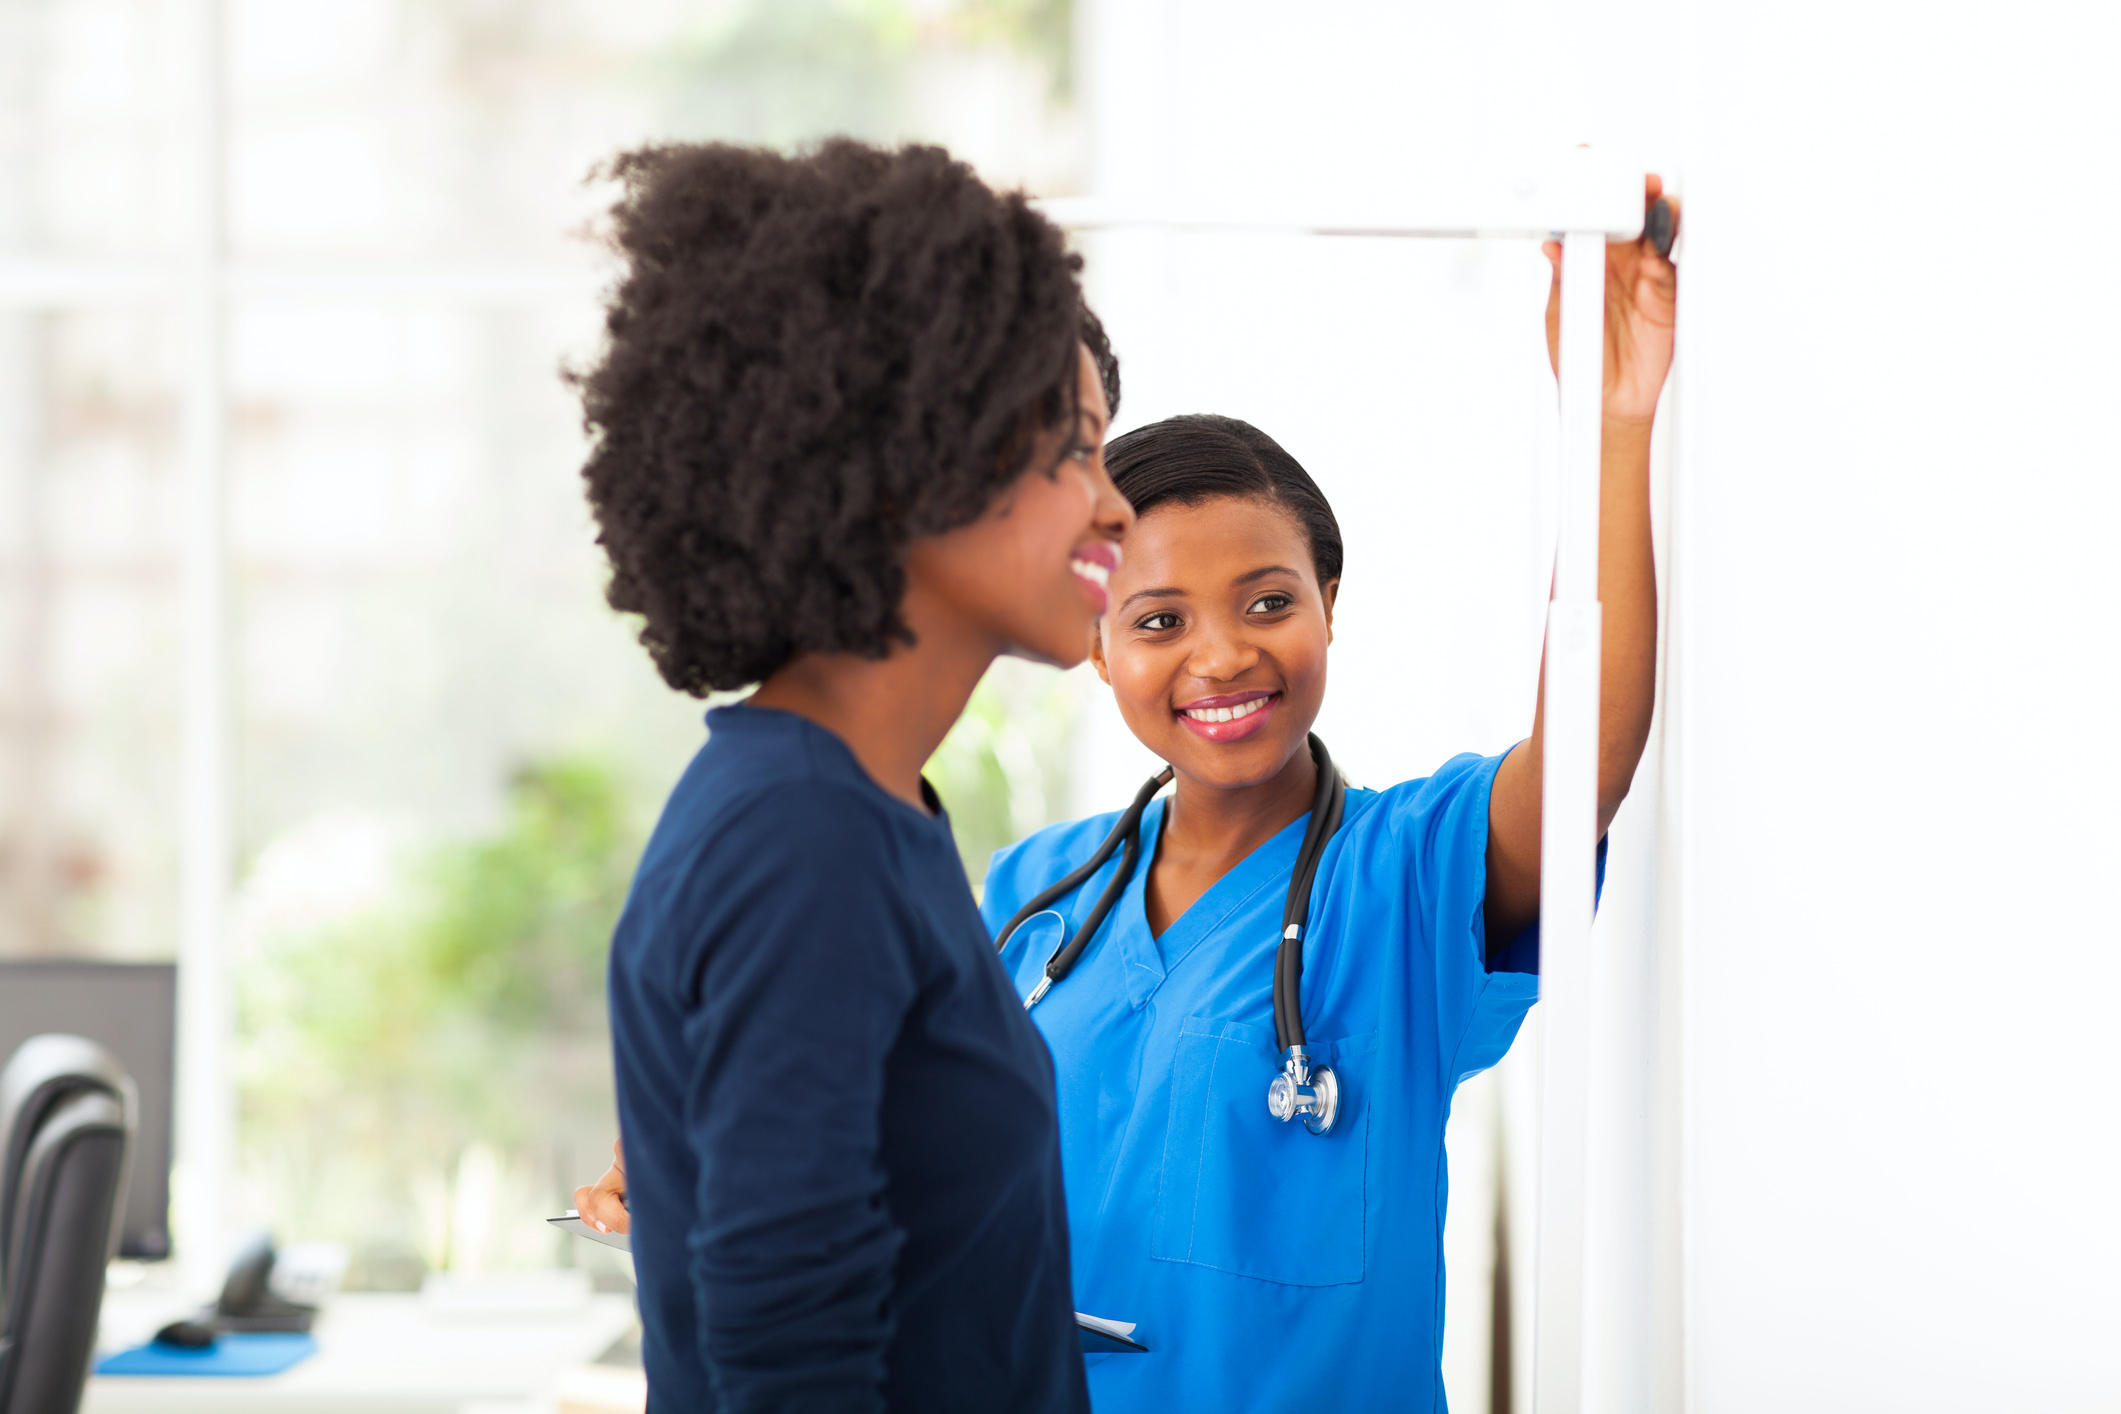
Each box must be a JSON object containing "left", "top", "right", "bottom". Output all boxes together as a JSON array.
[{"left": 570, "top": 140, "right": 1134, "bottom": 1413}]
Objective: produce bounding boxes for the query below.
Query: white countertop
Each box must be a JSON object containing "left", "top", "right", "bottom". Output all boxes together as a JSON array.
[{"left": 87, "top": 1278, "right": 641, "bottom": 1414}]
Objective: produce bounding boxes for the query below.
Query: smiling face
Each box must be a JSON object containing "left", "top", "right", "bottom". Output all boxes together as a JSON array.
[
  {"left": 1092, "top": 494, "right": 1337, "bottom": 788},
  {"left": 904, "top": 345, "right": 1133, "bottom": 670}
]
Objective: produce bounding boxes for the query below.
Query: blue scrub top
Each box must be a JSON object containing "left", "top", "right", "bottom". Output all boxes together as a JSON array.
[{"left": 982, "top": 749, "right": 1533, "bottom": 1414}]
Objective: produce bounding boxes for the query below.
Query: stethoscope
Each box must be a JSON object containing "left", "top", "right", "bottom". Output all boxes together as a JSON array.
[{"left": 993, "top": 734, "right": 1348, "bottom": 1135}]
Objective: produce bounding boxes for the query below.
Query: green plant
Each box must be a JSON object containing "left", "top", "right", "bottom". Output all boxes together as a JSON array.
[
  {"left": 236, "top": 760, "right": 639, "bottom": 1272},
  {"left": 923, "top": 661, "right": 1081, "bottom": 893},
  {"left": 236, "top": 670, "right": 1078, "bottom": 1271}
]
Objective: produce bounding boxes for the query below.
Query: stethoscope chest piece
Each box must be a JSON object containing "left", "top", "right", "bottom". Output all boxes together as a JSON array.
[
  {"left": 998, "top": 733, "right": 1349, "bottom": 1138},
  {"left": 1266, "top": 1045, "right": 1339, "bottom": 1136}
]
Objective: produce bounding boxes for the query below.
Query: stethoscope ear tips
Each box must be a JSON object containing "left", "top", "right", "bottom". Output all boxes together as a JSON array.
[{"left": 1266, "top": 1048, "right": 1340, "bottom": 1136}]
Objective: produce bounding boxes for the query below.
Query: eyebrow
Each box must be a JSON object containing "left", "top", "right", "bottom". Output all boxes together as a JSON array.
[
  {"left": 1117, "top": 565, "right": 1302, "bottom": 614},
  {"left": 1117, "top": 586, "right": 1184, "bottom": 613}
]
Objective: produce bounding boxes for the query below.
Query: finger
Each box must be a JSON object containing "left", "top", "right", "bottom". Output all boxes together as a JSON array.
[
  {"left": 586, "top": 1185, "right": 631, "bottom": 1235},
  {"left": 1644, "top": 172, "right": 1664, "bottom": 205},
  {"left": 612, "top": 1138, "right": 624, "bottom": 1173}
]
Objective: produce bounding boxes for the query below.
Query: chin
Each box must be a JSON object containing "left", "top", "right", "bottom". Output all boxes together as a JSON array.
[
  {"left": 1190, "top": 751, "right": 1287, "bottom": 790},
  {"left": 1007, "top": 621, "right": 1096, "bottom": 670},
  {"left": 1166, "top": 726, "right": 1309, "bottom": 787}
]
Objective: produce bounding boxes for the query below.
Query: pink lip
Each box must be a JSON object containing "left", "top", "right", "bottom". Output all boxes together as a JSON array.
[
  {"left": 1175, "top": 688, "right": 1277, "bottom": 711},
  {"left": 1175, "top": 690, "right": 1281, "bottom": 744},
  {"left": 1069, "top": 540, "right": 1119, "bottom": 614},
  {"left": 1073, "top": 540, "right": 1120, "bottom": 572}
]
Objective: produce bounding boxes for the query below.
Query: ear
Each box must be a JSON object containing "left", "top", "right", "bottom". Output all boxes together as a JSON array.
[
  {"left": 1089, "top": 622, "right": 1112, "bottom": 684},
  {"left": 1321, "top": 578, "right": 1339, "bottom": 646}
]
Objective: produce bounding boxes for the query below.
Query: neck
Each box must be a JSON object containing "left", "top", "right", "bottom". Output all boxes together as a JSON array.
[
  {"left": 747, "top": 585, "right": 996, "bottom": 812},
  {"left": 1162, "top": 740, "right": 1319, "bottom": 867}
]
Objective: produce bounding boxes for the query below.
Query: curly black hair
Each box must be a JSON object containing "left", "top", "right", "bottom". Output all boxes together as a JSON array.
[{"left": 572, "top": 138, "right": 1119, "bottom": 694}]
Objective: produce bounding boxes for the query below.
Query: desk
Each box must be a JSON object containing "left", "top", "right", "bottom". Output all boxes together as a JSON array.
[{"left": 86, "top": 1285, "right": 640, "bottom": 1414}]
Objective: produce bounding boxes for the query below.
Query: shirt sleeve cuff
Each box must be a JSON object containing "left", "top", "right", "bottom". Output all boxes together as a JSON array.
[{"left": 1483, "top": 832, "right": 1610, "bottom": 976}]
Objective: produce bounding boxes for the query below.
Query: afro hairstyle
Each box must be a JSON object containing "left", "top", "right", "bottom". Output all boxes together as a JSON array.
[{"left": 572, "top": 138, "right": 1119, "bottom": 694}]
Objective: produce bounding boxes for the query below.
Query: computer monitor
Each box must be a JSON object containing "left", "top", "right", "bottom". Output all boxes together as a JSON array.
[{"left": 0, "top": 960, "right": 175, "bottom": 1260}]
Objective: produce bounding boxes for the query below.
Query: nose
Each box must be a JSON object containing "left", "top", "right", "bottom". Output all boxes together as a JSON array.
[
  {"left": 1185, "top": 609, "right": 1261, "bottom": 683},
  {"left": 1089, "top": 451, "right": 1134, "bottom": 541}
]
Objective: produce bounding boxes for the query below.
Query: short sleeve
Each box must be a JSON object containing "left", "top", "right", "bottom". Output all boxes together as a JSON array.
[
  {"left": 1366, "top": 753, "right": 1515, "bottom": 1083},
  {"left": 1369, "top": 746, "right": 1611, "bottom": 1088}
]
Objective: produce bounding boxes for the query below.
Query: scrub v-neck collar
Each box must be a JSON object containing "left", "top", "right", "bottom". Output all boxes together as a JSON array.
[{"left": 1111, "top": 798, "right": 1315, "bottom": 1010}]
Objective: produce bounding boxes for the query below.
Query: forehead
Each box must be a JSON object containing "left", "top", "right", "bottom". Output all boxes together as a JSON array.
[{"left": 1119, "top": 495, "right": 1316, "bottom": 585}]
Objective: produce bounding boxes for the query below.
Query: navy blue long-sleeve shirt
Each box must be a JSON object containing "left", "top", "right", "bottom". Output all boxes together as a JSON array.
[{"left": 609, "top": 704, "right": 1087, "bottom": 1414}]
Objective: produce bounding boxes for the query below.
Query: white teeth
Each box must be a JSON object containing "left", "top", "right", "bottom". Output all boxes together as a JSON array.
[
  {"left": 1069, "top": 558, "right": 1110, "bottom": 588},
  {"left": 1182, "top": 696, "right": 1271, "bottom": 723}
]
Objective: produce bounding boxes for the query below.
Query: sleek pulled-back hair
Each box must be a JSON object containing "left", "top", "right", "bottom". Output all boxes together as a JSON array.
[
  {"left": 1103, "top": 414, "right": 1342, "bottom": 585},
  {"left": 573, "top": 138, "right": 1120, "bottom": 694}
]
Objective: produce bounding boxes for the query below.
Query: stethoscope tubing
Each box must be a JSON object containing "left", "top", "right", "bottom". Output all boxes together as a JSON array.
[
  {"left": 993, "top": 764, "right": 1172, "bottom": 1001},
  {"left": 1274, "top": 740, "right": 1346, "bottom": 1052},
  {"left": 993, "top": 734, "right": 1346, "bottom": 1058}
]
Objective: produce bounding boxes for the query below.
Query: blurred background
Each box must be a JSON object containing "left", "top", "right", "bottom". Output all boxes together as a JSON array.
[
  {"left": 2, "top": 0, "right": 1089, "bottom": 1283},
  {"left": 4, "top": 0, "right": 2117, "bottom": 1411}
]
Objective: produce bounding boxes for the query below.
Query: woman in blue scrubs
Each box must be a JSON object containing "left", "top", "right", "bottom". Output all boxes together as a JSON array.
[{"left": 981, "top": 187, "right": 1678, "bottom": 1410}]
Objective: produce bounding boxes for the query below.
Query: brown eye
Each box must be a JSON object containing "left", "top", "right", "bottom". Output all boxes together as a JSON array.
[
  {"left": 1137, "top": 612, "right": 1181, "bottom": 632},
  {"left": 1247, "top": 593, "right": 1294, "bottom": 615}
]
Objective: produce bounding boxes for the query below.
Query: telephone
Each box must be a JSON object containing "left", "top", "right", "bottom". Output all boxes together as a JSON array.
[{"left": 211, "top": 1232, "right": 318, "bottom": 1334}]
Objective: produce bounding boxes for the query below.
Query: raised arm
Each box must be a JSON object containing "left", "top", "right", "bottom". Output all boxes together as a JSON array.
[{"left": 1485, "top": 176, "right": 1679, "bottom": 942}]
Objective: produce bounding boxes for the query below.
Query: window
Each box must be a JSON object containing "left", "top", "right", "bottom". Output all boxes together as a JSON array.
[{"left": 0, "top": 0, "right": 1085, "bottom": 1283}]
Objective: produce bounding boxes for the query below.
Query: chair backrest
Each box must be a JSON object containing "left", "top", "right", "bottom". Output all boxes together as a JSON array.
[
  {"left": 0, "top": 1092, "right": 132, "bottom": 1414},
  {"left": 0, "top": 1037, "right": 135, "bottom": 1414},
  {"left": 0, "top": 1035, "right": 135, "bottom": 1288}
]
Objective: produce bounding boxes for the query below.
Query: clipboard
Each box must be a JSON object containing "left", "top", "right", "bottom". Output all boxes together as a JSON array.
[
  {"left": 1076, "top": 1312, "right": 1147, "bottom": 1353},
  {"left": 548, "top": 1212, "right": 1142, "bottom": 1352},
  {"left": 548, "top": 1210, "right": 632, "bottom": 1252}
]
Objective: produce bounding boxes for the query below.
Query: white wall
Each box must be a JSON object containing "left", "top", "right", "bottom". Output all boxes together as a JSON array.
[
  {"left": 1075, "top": 1, "right": 2121, "bottom": 1410},
  {"left": 1673, "top": 2, "right": 2121, "bottom": 1409}
]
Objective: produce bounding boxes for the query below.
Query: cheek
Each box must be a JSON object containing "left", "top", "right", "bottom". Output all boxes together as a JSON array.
[
  {"left": 1103, "top": 642, "right": 1174, "bottom": 720},
  {"left": 1010, "top": 481, "right": 1088, "bottom": 569},
  {"left": 1279, "top": 626, "right": 1332, "bottom": 697},
  {"left": 979, "top": 496, "right": 1069, "bottom": 595}
]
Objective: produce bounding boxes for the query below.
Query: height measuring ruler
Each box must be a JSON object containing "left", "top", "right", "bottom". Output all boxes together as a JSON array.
[{"left": 1044, "top": 150, "right": 1643, "bottom": 1414}]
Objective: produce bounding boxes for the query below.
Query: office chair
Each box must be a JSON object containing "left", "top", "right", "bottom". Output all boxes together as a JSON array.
[{"left": 0, "top": 1035, "right": 137, "bottom": 1414}]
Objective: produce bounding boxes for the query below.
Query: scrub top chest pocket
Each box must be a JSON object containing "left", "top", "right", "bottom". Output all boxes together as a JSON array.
[{"left": 1151, "top": 1017, "right": 1375, "bottom": 1288}]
